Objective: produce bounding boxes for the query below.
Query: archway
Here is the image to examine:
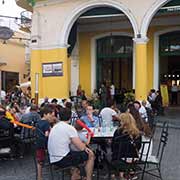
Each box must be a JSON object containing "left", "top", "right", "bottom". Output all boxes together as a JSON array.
[
  {"left": 60, "top": 0, "right": 138, "bottom": 46},
  {"left": 146, "top": 0, "right": 180, "bottom": 106},
  {"left": 62, "top": 3, "right": 137, "bottom": 96},
  {"left": 140, "top": 0, "right": 171, "bottom": 38}
]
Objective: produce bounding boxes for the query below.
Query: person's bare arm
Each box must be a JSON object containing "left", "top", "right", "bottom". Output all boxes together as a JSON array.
[
  {"left": 71, "top": 137, "right": 86, "bottom": 151},
  {"left": 86, "top": 133, "right": 91, "bottom": 145}
]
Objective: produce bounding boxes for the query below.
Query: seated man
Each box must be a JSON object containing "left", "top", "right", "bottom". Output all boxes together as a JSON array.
[
  {"left": 100, "top": 103, "right": 118, "bottom": 127},
  {"left": 80, "top": 106, "right": 99, "bottom": 128},
  {"left": 48, "top": 108, "right": 94, "bottom": 180}
]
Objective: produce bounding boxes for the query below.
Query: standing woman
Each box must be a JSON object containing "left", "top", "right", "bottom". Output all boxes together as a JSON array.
[{"left": 111, "top": 112, "right": 141, "bottom": 180}]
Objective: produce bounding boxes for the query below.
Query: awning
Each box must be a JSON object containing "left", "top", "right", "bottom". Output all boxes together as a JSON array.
[{"left": 19, "top": 81, "right": 31, "bottom": 87}]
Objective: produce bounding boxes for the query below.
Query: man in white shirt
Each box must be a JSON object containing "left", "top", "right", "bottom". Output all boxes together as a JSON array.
[
  {"left": 100, "top": 104, "right": 118, "bottom": 126},
  {"left": 48, "top": 108, "right": 94, "bottom": 180},
  {"left": 1, "top": 90, "right": 6, "bottom": 105}
]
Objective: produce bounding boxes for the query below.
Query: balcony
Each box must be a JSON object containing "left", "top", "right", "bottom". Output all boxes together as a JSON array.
[
  {"left": 16, "top": 0, "right": 44, "bottom": 11},
  {"left": 20, "top": 11, "right": 32, "bottom": 32}
]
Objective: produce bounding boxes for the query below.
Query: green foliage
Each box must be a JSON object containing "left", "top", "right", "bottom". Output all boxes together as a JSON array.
[
  {"left": 123, "top": 91, "right": 135, "bottom": 105},
  {"left": 27, "top": 0, "right": 36, "bottom": 7}
]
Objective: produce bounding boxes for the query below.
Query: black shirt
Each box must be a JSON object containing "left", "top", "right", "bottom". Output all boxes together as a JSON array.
[
  {"left": 111, "top": 128, "right": 142, "bottom": 161},
  {"left": 36, "top": 119, "right": 50, "bottom": 149}
]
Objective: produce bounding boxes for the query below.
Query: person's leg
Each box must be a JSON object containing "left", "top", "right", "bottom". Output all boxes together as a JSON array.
[
  {"left": 36, "top": 149, "right": 45, "bottom": 180},
  {"left": 37, "top": 162, "right": 43, "bottom": 180},
  {"left": 175, "top": 92, "right": 178, "bottom": 105},
  {"left": 85, "top": 150, "right": 95, "bottom": 180}
]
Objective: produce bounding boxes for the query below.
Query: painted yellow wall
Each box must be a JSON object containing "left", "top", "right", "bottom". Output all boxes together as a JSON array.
[
  {"left": 79, "top": 33, "right": 91, "bottom": 96},
  {"left": 31, "top": 48, "right": 69, "bottom": 99},
  {"left": 0, "top": 39, "right": 28, "bottom": 85},
  {"left": 147, "top": 28, "right": 155, "bottom": 91},
  {"left": 67, "top": 56, "right": 71, "bottom": 94},
  {"left": 135, "top": 43, "right": 148, "bottom": 100}
]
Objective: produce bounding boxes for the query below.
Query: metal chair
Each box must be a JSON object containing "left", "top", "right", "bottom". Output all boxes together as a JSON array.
[
  {"left": 48, "top": 153, "right": 85, "bottom": 180},
  {"left": 144, "top": 122, "right": 169, "bottom": 180},
  {"left": 108, "top": 135, "right": 152, "bottom": 180},
  {"left": 0, "top": 121, "right": 15, "bottom": 159}
]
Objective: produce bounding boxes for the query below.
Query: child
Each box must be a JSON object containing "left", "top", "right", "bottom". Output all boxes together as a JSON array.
[
  {"left": 36, "top": 106, "right": 54, "bottom": 180},
  {"left": 70, "top": 120, "right": 91, "bottom": 151}
]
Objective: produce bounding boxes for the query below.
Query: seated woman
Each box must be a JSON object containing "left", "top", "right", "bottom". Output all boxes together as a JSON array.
[{"left": 111, "top": 112, "right": 142, "bottom": 180}]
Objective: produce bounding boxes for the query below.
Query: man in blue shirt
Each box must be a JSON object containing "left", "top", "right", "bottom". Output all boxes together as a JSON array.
[{"left": 80, "top": 106, "right": 99, "bottom": 128}]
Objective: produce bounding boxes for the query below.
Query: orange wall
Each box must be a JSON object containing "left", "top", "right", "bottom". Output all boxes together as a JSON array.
[{"left": 0, "top": 39, "right": 28, "bottom": 84}]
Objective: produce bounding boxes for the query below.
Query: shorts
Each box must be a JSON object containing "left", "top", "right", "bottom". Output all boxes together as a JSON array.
[
  {"left": 36, "top": 149, "right": 45, "bottom": 163},
  {"left": 53, "top": 151, "right": 88, "bottom": 168}
]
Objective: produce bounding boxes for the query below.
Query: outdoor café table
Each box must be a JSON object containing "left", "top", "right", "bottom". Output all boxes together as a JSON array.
[
  {"left": 86, "top": 127, "right": 153, "bottom": 179},
  {"left": 87, "top": 126, "right": 118, "bottom": 179}
]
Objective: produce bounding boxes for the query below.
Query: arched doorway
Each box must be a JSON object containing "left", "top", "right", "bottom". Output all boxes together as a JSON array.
[
  {"left": 159, "top": 31, "right": 180, "bottom": 104},
  {"left": 64, "top": 4, "right": 137, "bottom": 95},
  {"left": 96, "top": 35, "right": 133, "bottom": 90}
]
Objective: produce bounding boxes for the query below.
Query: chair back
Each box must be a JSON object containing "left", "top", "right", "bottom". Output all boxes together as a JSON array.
[
  {"left": 0, "top": 120, "right": 14, "bottom": 157},
  {"left": 71, "top": 113, "right": 79, "bottom": 126},
  {"left": 112, "top": 135, "right": 140, "bottom": 164},
  {"left": 20, "top": 122, "right": 36, "bottom": 143},
  {"left": 156, "top": 122, "right": 169, "bottom": 165},
  {"left": 138, "top": 137, "right": 152, "bottom": 162},
  {"left": 98, "top": 114, "right": 103, "bottom": 127}
]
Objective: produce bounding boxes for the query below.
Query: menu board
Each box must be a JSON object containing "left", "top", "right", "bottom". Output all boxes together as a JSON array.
[{"left": 42, "top": 62, "right": 63, "bottom": 77}]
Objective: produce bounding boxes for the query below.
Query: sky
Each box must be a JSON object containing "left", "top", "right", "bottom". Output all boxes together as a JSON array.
[{"left": 0, "top": 0, "right": 25, "bottom": 30}]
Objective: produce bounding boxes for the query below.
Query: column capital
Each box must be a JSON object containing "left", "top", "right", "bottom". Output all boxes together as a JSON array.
[{"left": 133, "top": 37, "right": 149, "bottom": 44}]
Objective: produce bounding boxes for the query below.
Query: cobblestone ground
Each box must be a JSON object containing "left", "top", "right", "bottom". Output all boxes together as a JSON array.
[{"left": 0, "top": 107, "right": 180, "bottom": 180}]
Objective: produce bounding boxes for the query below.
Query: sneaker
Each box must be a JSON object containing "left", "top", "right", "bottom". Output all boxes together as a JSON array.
[{"left": 131, "top": 175, "right": 138, "bottom": 180}]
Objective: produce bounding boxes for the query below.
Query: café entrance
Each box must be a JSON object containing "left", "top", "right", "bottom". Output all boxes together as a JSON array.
[{"left": 96, "top": 35, "right": 133, "bottom": 90}]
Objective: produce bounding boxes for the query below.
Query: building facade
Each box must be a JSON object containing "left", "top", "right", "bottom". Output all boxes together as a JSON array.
[
  {"left": 16, "top": 0, "right": 180, "bottom": 101},
  {"left": 0, "top": 31, "right": 30, "bottom": 92}
]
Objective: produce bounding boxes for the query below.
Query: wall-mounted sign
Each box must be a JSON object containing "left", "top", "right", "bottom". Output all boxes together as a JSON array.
[{"left": 42, "top": 62, "right": 63, "bottom": 77}]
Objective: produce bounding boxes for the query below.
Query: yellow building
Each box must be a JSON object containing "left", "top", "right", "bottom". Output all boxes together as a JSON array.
[
  {"left": 16, "top": 0, "right": 180, "bottom": 101},
  {"left": 0, "top": 31, "right": 30, "bottom": 92}
]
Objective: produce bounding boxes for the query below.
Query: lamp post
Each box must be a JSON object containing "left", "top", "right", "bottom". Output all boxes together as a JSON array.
[{"left": 35, "top": 73, "right": 39, "bottom": 105}]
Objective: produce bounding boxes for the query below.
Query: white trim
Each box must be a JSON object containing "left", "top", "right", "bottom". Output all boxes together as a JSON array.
[
  {"left": 141, "top": 0, "right": 171, "bottom": 38},
  {"left": 31, "top": 43, "right": 68, "bottom": 50},
  {"left": 91, "top": 32, "right": 134, "bottom": 93},
  {"left": 79, "top": 13, "right": 124, "bottom": 19},
  {"left": 60, "top": 0, "right": 139, "bottom": 46},
  {"left": 154, "top": 27, "right": 180, "bottom": 90},
  {"left": 133, "top": 37, "right": 149, "bottom": 44},
  {"left": 161, "top": 5, "right": 180, "bottom": 10}
]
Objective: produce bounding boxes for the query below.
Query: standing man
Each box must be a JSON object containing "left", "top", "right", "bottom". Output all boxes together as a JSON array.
[
  {"left": 171, "top": 83, "right": 178, "bottom": 105},
  {"left": 110, "top": 83, "right": 115, "bottom": 102},
  {"left": 48, "top": 108, "right": 94, "bottom": 180}
]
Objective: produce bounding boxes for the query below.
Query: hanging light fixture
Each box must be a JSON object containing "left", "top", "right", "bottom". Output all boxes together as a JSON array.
[{"left": 2, "top": 0, "right": 5, "bottom": 4}]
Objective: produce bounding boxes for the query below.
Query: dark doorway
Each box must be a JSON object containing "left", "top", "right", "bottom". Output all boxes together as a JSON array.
[
  {"left": 96, "top": 35, "right": 133, "bottom": 90},
  {"left": 159, "top": 31, "right": 180, "bottom": 105},
  {"left": 2, "top": 71, "right": 19, "bottom": 92}
]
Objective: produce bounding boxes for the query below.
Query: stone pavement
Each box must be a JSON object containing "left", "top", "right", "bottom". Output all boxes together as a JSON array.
[{"left": 0, "top": 107, "right": 180, "bottom": 180}]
